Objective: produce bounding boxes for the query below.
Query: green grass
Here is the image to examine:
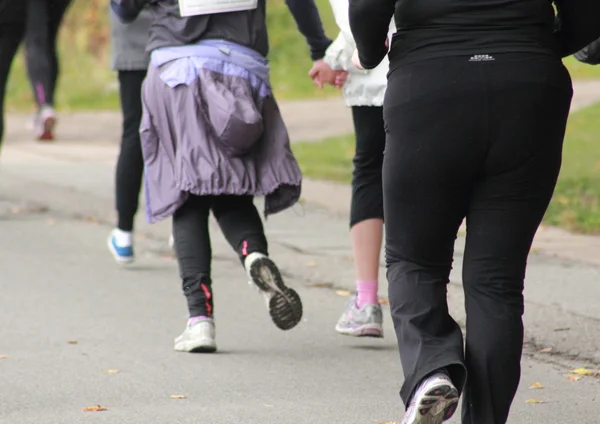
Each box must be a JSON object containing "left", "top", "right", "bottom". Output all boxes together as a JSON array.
[
  {"left": 544, "top": 102, "right": 600, "bottom": 233},
  {"left": 5, "top": 0, "right": 340, "bottom": 112},
  {"left": 293, "top": 103, "right": 600, "bottom": 234},
  {"left": 7, "top": 1, "right": 600, "bottom": 112},
  {"left": 292, "top": 134, "right": 354, "bottom": 183}
]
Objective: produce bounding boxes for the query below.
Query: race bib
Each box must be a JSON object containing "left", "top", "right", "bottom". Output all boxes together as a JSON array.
[{"left": 178, "top": 0, "right": 258, "bottom": 17}]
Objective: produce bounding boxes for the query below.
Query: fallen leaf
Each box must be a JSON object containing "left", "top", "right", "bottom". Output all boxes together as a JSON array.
[
  {"left": 378, "top": 298, "right": 390, "bottom": 305},
  {"left": 525, "top": 399, "right": 545, "bottom": 404},
  {"left": 344, "top": 256, "right": 354, "bottom": 262},
  {"left": 10, "top": 207, "right": 23, "bottom": 214},
  {"left": 307, "top": 282, "right": 333, "bottom": 288},
  {"left": 537, "top": 347, "right": 552, "bottom": 353},
  {"left": 529, "top": 382, "right": 544, "bottom": 389},
  {"left": 553, "top": 327, "right": 570, "bottom": 332},
  {"left": 170, "top": 395, "right": 187, "bottom": 399},
  {"left": 335, "top": 289, "right": 352, "bottom": 297},
  {"left": 82, "top": 405, "right": 107, "bottom": 412},
  {"left": 570, "top": 368, "right": 600, "bottom": 377},
  {"left": 106, "top": 369, "right": 120, "bottom": 374},
  {"left": 567, "top": 375, "right": 582, "bottom": 381},
  {"left": 67, "top": 340, "right": 78, "bottom": 345},
  {"left": 378, "top": 422, "right": 397, "bottom": 424},
  {"left": 305, "top": 261, "right": 318, "bottom": 268},
  {"left": 0, "top": 355, "right": 7, "bottom": 359}
]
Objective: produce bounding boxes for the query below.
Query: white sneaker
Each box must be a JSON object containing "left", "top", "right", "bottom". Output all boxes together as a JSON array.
[
  {"left": 244, "top": 252, "right": 303, "bottom": 330},
  {"left": 174, "top": 318, "right": 217, "bottom": 353},
  {"left": 401, "top": 373, "right": 459, "bottom": 424}
]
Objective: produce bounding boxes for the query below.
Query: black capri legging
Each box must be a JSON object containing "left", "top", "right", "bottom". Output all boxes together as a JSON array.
[
  {"left": 350, "top": 106, "right": 385, "bottom": 227},
  {"left": 383, "top": 53, "right": 572, "bottom": 424}
]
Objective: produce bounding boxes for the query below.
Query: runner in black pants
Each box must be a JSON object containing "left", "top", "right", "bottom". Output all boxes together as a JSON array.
[
  {"left": 24, "top": 0, "right": 72, "bottom": 141},
  {"left": 0, "top": 1, "right": 27, "bottom": 148},
  {"left": 348, "top": 0, "right": 584, "bottom": 423},
  {"left": 106, "top": 7, "right": 152, "bottom": 264}
]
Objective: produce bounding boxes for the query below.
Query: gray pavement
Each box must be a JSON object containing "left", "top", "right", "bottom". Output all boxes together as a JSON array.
[
  {"left": 1, "top": 89, "right": 600, "bottom": 422},
  {"left": 1, "top": 204, "right": 599, "bottom": 424}
]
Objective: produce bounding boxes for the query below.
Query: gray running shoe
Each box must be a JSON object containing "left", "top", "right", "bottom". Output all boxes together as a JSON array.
[
  {"left": 335, "top": 295, "right": 383, "bottom": 337},
  {"left": 401, "top": 373, "right": 458, "bottom": 424},
  {"left": 174, "top": 318, "right": 217, "bottom": 353},
  {"left": 244, "top": 252, "right": 303, "bottom": 331}
]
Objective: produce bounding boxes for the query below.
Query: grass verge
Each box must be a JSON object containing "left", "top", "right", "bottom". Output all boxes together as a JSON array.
[
  {"left": 6, "top": 2, "right": 600, "bottom": 112},
  {"left": 293, "top": 103, "right": 600, "bottom": 234},
  {"left": 5, "top": 0, "right": 340, "bottom": 113}
]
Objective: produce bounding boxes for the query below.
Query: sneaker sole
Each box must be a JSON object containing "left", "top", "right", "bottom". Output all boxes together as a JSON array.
[
  {"left": 249, "top": 257, "right": 303, "bottom": 330},
  {"left": 410, "top": 382, "right": 459, "bottom": 424},
  {"left": 37, "top": 116, "right": 56, "bottom": 141},
  {"left": 335, "top": 323, "right": 383, "bottom": 338},
  {"left": 107, "top": 236, "right": 134, "bottom": 265},
  {"left": 174, "top": 340, "right": 217, "bottom": 353}
]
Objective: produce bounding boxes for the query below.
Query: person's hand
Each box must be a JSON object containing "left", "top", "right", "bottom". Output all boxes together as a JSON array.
[{"left": 308, "top": 60, "right": 348, "bottom": 89}]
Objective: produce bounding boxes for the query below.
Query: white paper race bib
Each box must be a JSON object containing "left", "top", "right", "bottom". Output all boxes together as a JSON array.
[{"left": 178, "top": 0, "right": 258, "bottom": 17}]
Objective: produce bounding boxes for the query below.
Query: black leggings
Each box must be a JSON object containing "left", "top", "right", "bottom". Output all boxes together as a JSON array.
[
  {"left": 0, "top": 21, "right": 25, "bottom": 146},
  {"left": 115, "top": 70, "right": 146, "bottom": 232},
  {"left": 383, "top": 54, "right": 572, "bottom": 424},
  {"left": 173, "top": 195, "right": 268, "bottom": 317},
  {"left": 350, "top": 106, "right": 385, "bottom": 227},
  {"left": 24, "top": 0, "right": 72, "bottom": 108}
]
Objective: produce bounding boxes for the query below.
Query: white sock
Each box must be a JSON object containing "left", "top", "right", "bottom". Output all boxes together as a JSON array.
[{"left": 113, "top": 228, "right": 133, "bottom": 247}]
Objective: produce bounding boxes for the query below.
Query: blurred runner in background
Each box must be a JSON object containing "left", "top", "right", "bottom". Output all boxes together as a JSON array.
[{"left": 24, "top": 0, "right": 73, "bottom": 141}]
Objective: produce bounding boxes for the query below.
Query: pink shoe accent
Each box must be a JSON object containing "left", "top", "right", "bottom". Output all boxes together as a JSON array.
[
  {"left": 356, "top": 280, "right": 378, "bottom": 308},
  {"left": 242, "top": 240, "right": 248, "bottom": 256},
  {"left": 189, "top": 316, "right": 208, "bottom": 326}
]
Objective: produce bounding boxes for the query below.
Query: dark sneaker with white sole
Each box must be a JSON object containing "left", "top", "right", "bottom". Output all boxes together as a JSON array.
[{"left": 244, "top": 252, "right": 303, "bottom": 330}]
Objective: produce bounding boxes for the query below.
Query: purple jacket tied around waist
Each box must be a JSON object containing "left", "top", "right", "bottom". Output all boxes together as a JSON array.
[{"left": 141, "top": 40, "right": 302, "bottom": 224}]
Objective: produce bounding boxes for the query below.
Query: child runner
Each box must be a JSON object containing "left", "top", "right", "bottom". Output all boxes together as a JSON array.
[
  {"left": 111, "top": 0, "right": 337, "bottom": 353},
  {"left": 310, "top": 0, "right": 395, "bottom": 338}
]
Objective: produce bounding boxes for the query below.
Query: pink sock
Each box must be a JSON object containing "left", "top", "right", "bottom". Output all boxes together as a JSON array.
[
  {"left": 189, "top": 316, "right": 208, "bottom": 325},
  {"left": 356, "top": 281, "right": 378, "bottom": 308}
]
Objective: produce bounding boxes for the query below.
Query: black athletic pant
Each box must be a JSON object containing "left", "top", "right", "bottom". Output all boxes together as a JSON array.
[
  {"left": 173, "top": 195, "right": 268, "bottom": 318},
  {"left": 383, "top": 53, "right": 572, "bottom": 424},
  {"left": 115, "top": 70, "right": 146, "bottom": 232},
  {"left": 350, "top": 106, "right": 385, "bottom": 227},
  {"left": 24, "top": 0, "right": 72, "bottom": 108},
  {"left": 0, "top": 21, "right": 26, "bottom": 146}
]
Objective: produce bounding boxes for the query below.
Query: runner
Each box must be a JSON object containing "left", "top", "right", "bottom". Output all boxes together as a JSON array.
[
  {"left": 107, "top": 6, "right": 152, "bottom": 264},
  {"left": 24, "top": 0, "right": 73, "bottom": 141},
  {"left": 111, "top": 0, "right": 336, "bottom": 353},
  {"left": 0, "top": 0, "right": 27, "bottom": 148},
  {"left": 310, "top": 0, "right": 395, "bottom": 339},
  {"left": 349, "top": 0, "right": 598, "bottom": 423}
]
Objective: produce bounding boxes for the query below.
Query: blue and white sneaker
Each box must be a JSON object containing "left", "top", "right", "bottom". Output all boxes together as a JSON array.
[{"left": 107, "top": 229, "right": 134, "bottom": 264}]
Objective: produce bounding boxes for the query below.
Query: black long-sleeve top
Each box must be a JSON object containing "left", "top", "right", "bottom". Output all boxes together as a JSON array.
[
  {"left": 111, "top": 0, "right": 331, "bottom": 61},
  {"left": 349, "top": 0, "right": 600, "bottom": 70}
]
